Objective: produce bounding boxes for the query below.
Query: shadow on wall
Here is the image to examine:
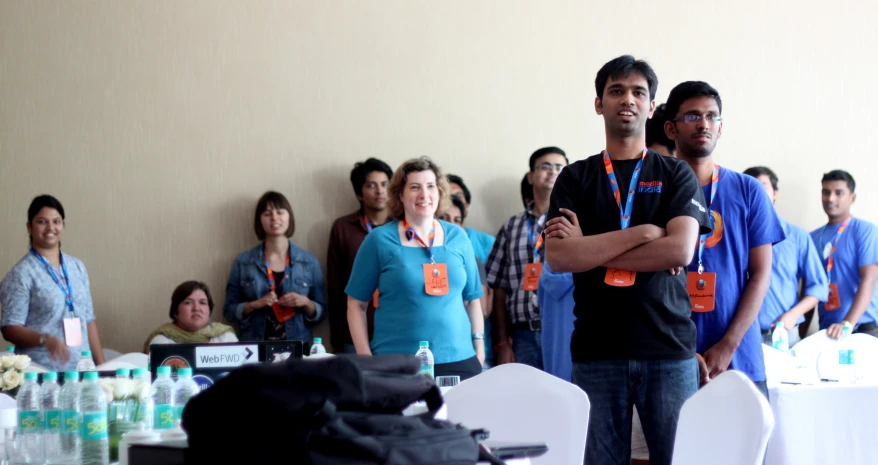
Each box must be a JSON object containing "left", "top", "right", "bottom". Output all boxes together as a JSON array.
[{"left": 480, "top": 175, "right": 528, "bottom": 231}]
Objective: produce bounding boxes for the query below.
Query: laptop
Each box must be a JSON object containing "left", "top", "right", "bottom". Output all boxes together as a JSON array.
[
  {"left": 147, "top": 341, "right": 303, "bottom": 390},
  {"left": 480, "top": 441, "right": 549, "bottom": 460}
]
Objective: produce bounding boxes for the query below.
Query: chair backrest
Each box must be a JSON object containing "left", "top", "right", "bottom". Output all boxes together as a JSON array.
[
  {"left": 671, "top": 370, "right": 774, "bottom": 465},
  {"left": 442, "top": 363, "right": 589, "bottom": 465}
]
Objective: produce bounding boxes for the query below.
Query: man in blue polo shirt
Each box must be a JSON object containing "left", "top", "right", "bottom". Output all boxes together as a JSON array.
[
  {"left": 809, "top": 170, "right": 878, "bottom": 339},
  {"left": 666, "top": 81, "right": 785, "bottom": 397},
  {"left": 743, "top": 166, "right": 829, "bottom": 346}
]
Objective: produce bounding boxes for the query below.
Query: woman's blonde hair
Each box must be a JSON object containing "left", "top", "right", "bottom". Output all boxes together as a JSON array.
[{"left": 387, "top": 156, "right": 451, "bottom": 219}]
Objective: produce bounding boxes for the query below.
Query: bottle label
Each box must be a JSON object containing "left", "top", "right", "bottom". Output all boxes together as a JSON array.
[
  {"left": 81, "top": 412, "right": 108, "bottom": 440},
  {"left": 418, "top": 366, "right": 435, "bottom": 379},
  {"left": 839, "top": 349, "right": 856, "bottom": 365},
  {"left": 45, "top": 409, "right": 62, "bottom": 432},
  {"left": 155, "top": 404, "right": 175, "bottom": 429},
  {"left": 62, "top": 410, "right": 80, "bottom": 435},
  {"left": 135, "top": 403, "right": 148, "bottom": 422},
  {"left": 18, "top": 410, "right": 41, "bottom": 434}
]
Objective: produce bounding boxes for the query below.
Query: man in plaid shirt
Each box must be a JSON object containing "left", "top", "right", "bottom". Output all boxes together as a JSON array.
[{"left": 486, "top": 146, "right": 569, "bottom": 369}]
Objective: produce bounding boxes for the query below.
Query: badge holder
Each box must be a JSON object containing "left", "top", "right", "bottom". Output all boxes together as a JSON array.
[
  {"left": 605, "top": 268, "right": 636, "bottom": 287},
  {"left": 63, "top": 317, "right": 82, "bottom": 347},
  {"left": 522, "top": 263, "right": 543, "bottom": 291},
  {"left": 688, "top": 266, "right": 716, "bottom": 312},
  {"left": 825, "top": 283, "right": 841, "bottom": 311},
  {"left": 424, "top": 263, "right": 449, "bottom": 296}
]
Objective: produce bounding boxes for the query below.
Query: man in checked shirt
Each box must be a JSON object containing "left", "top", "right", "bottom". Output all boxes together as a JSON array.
[{"left": 485, "top": 146, "right": 568, "bottom": 369}]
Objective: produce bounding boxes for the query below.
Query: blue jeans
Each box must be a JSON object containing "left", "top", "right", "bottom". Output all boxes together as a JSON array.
[
  {"left": 572, "top": 358, "right": 698, "bottom": 465},
  {"left": 513, "top": 328, "right": 543, "bottom": 370}
]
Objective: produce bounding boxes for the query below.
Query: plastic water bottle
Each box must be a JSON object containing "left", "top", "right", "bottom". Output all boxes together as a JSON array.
[
  {"left": 110, "top": 368, "right": 132, "bottom": 422},
  {"left": 151, "top": 367, "right": 176, "bottom": 430},
  {"left": 132, "top": 368, "right": 154, "bottom": 430},
  {"left": 15, "top": 371, "right": 44, "bottom": 464},
  {"left": 416, "top": 341, "right": 434, "bottom": 379},
  {"left": 310, "top": 337, "right": 327, "bottom": 355},
  {"left": 40, "top": 371, "right": 62, "bottom": 464},
  {"left": 0, "top": 345, "right": 15, "bottom": 358},
  {"left": 79, "top": 371, "right": 109, "bottom": 465},
  {"left": 772, "top": 324, "right": 790, "bottom": 352},
  {"left": 172, "top": 368, "right": 200, "bottom": 421},
  {"left": 59, "top": 371, "right": 82, "bottom": 460},
  {"left": 76, "top": 351, "right": 96, "bottom": 371},
  {"left": 838, "top": 326, "right": 857, "bottom": 384}
]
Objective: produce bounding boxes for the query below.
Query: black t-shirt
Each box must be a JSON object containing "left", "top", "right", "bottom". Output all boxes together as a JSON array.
[{"left": 548, "top": 150, "right": 711, "bottom": 362}]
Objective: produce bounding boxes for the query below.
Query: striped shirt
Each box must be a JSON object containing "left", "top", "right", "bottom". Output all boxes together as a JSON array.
[{"left": 485, "top": 202, "right": 546, "bottom": 324}]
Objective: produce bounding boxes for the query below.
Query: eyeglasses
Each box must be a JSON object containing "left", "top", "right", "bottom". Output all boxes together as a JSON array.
[
  {"left": 672, "top": 114, "right": 723, "bottom": 124},
  {"left": 537, "top": 163, "right": 565, "bottom": 173}
]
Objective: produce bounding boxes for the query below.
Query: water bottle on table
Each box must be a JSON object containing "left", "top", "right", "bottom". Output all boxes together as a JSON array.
[
  {"left": 310, "top": 337, "right": 327, "bottom": 355},
  {"left": 151, "top": 367, "right": 176, "bottom": 430},
  {"left": 416, "top": 341, "right": 434, "bottom": 379},
  {"left": 14, "top": 371, "right": 44, "bottom": 464},
  {"left": 172, "top": 368, "right": 200, "bottom": 420},
  {"left": 838, "top": 325, "right": 857, "bottom": 384},
  {"left": 79, "top": 371, "right": 109, "bottom": 465},
  {"left": 76, "top": 351, "right": 96, "bottom": 371},
  {"left": 59, "top": 371, "right": 82, "bottom": 461},
  {"left": 132, "top": 368, "right": 154, "bottom": 430},
  {"left": 40, "top": 371, "right": 62, "bottom": 464},
  {"left": 772, "top": 324, "right": 789, "bottom": 352}
]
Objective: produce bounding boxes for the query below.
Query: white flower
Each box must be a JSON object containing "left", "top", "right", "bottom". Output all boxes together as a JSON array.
[
  {"left": 1, "top": 370, "right": 21, "bottom": 390},
  {"left": 0, "top": 357, "right": 14, "bottom": 369},
  {"left": 114, "top": 379, "right": 134, "bottom": 400},
  {"left": 12, "top": 355, "right": 30, "bottom": 371},
  {"left": 99, "top": 379, "right": 115, "bottom": 403},
  {"left": 133, "top": 380, "right": 151, "bottom": 401}
]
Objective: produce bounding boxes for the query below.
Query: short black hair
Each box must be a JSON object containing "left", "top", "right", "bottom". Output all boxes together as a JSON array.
[
  {"left": 169, "top": 281, "right": 214, "bottom": 323},
  {"left": 449, "top": 195, "right": 467, "bottom": 221},
  {"left": 349, "top": 158, "right": 393, "bottom": 198},
  {"left": 743, "top": 166, "right": 779, "bottom": 191},
  {"left": 665, "top": 81, "right": 723, "bottom": 121},
  {"left": 595, "top": 55, "right": 658, "bottom": 101},
  {"left": 822, "top": 170, "right": 856, "bottom": 193},
  {"left": 253, "top": 191, "right": 295, "bottom": 240},
  {"left": 646, "top": 103, "right": 675, "bottom": 153},
  {"left": 27, "top": 195, "right": 66, "bottom": 245},
  {"left": 529, "top": 147, "right": 568, "bottom": 172},
  {"left": 520, "top": 173, "right": 533, "bottom": 209},
  {"left": 446, "top": 174, "right": 471, "bottom": 205}
]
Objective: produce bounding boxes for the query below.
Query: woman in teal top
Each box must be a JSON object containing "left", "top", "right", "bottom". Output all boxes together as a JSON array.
[{"left": 346, "top": 157, "right": 485, "bottom": 380}]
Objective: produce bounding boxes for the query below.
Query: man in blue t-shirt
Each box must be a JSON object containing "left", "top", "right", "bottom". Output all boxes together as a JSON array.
[
  {"left": 665, "top": 81, "right": 785, "bottom": 397},
  {"left": 743, "top": 166, "right": 829, "bottom": 346},
  {"left": 809, "top": 170, "right": 878, "bottom": 339}
]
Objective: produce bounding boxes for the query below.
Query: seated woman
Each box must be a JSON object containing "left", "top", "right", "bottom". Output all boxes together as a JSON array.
[
  {"left": 346, "top": 157, "right": 484, "bottom": 380},
  {"left": 0, "top": 195, "right": 106, "bottom": 371},
  {"left": 143, "top": 281, "right": 237, "bottom": 352},
  {"left": 224, "top": 191, "right": 325, "bottom": 342}
]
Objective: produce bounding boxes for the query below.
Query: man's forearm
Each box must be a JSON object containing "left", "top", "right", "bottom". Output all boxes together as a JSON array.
[
  {"left": 546, "top": 226, "right": 654, "bottom": 273},
  {"left": 723, "top": 268, "right": 770, "bottom": 346},
  {"left": 603, "top": 234, "right": 693, "bottom": 271},
  {"left": 785, "top": 295, "right": 819, "bottom": 322}
]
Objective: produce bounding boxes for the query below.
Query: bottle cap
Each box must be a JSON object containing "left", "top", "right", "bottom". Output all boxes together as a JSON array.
[
  {"left": 419, "top": 341, "right": 429, "bottom": 348},
  {"left": 116, "top": 368, "right": 131, "bottom": 377},
  {"left": 83, "top": 371, "right": 99, "bottom": 381},
  {"left": 157, "top": 366, "right": 171, "bottom": 376},
  {"left": 81, "top": 350, "right": 92, "bottom": 357},
  {"left": 43, "top": 372, "right": 58, "bottom": 381},
  {"left": 64, "top": 371, "right": 80, "bottom": 382},
  {"left": 24, "top": 372, "right": 38, "bottom": 381},
  {"left": 313, "top": 337, "right": 322, "bottom": 344},
  {"left": 132, "top": 368, "right": 147, "bottom": 377},
  {"left": 177, "top": 367, "right": 192, "bottom": 377}
]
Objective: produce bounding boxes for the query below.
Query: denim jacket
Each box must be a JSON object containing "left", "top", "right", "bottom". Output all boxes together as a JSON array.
[{"left": 224, "top": 241, "right": 326, "bottom": 342}]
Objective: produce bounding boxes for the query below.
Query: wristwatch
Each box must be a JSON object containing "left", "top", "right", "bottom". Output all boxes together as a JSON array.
[
  {"left": 471, "top": 333, "right": 485, "bottom": 340},
  {"left": 38, "top": 334, "right": 47, "bottom": 346}
]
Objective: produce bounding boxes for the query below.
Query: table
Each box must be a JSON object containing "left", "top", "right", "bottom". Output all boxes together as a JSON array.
[{"left": 766, "top": 382, "right": 878, "bottom": 465}]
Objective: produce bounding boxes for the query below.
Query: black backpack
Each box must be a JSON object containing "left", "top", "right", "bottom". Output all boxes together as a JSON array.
[{"left": 182, "top": 354, "right": 500, "bottom": 465}]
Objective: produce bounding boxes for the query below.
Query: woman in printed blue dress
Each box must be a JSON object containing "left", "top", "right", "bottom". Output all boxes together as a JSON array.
[{"left": 0, "top": 195, "right": 106, "bottom": 371}]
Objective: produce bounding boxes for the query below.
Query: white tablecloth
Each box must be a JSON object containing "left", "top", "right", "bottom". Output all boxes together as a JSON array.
[{"left": 766, "top": 382, "right": 878, "bottom": 465}]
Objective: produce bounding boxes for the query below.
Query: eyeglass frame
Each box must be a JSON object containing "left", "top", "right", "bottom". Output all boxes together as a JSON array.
[
  {"left": 671, "top": 113, "right": 723, "bottom": 124},
  {"left": 536, "top": 163, "right": 565, "bottom": 173}
]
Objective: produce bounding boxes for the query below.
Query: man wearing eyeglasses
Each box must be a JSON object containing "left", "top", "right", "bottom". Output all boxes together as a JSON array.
[
  {"left": 544, "top": 56, "right": 711, "bottom": 465},
  {"left": 485, "top": 146, "right": 568, "bottom": 370},
  {"left": 665, "top": 81, "right": 785, "bottom": 399}
]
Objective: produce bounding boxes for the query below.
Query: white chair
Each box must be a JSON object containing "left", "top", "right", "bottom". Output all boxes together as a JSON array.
[
  {"left": 443, "top": 363, "right": 589, "bottom": 465},
  {"left": 103, "top": 348, "right": 123, "bottom": 362},
  {"left": 671, "top": 370, "right": 774, "bottom": 465}
]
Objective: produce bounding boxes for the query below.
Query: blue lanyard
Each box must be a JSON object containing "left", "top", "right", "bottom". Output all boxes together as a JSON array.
[
  {"left": 696, "top": 165, "right": 720, "bottom": 274},
  {"left": 525, "top": 215, "right": 544, "bottom": 262},
  {"left": 30, "top": 249, "right": 74, "bottom": 314},
  {"left": 603, "top": 149, "right": 647, "bottom": 230}
]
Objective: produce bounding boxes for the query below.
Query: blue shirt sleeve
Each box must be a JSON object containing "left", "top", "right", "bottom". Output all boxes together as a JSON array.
[
  {"left": 345, "top": 231, "right": 381, "bottom": 302},
  {"left": 745, "top": 177, "right": 786, "bottom": 247},
  {"left": 223, "top": 256, "right": 248, "bottom": 324},
  {"left": 856, "top": 221, "right": 878, "bottom": 269},
  {"left": 457, "top": 232, "right": 484, "bottom": 302},
  {"left": 800, "top": 231, "right": 829, "bottom": 302},
  {"left": 0, "top": 264, "right": 31, "bottom": 327},
  {"left": 72, "top": 258, "right": 97, "bottom": 324}
]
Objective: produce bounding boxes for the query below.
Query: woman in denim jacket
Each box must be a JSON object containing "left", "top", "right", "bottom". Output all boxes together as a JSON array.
[{"left": 224, "top": 191, "right": 325, "bottom": 342}]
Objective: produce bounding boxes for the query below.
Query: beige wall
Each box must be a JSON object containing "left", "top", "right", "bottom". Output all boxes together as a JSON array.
[{"left": 1, "top": 0, "right": 876, "bottom": 353}]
